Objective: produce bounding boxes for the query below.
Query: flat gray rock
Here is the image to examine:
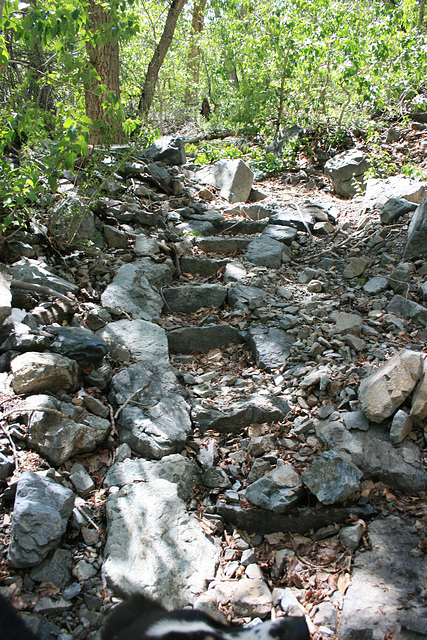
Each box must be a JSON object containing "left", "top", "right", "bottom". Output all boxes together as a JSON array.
[
  {"left": 168, "top": 324, "right": 242, "bottom": 354},
  {"left": 362, "top": 276, "right": 389, "bottom": 295},
  {"left": 8, "top": 472, "right": 74, "bottom": 568},
  {"left": 269, "top": 206, "right": 315, "bottom": 232},
  {"left": 162, "top": 284, "right": 227, "bottom": 313},
  {"left": 196, "top": 236, "right": 251, "bottom": 254},
  {"left": 191, "top": 394, "right": 290, "bottom": 433},
  {"left": 245, "top": 236, "right": 284, "bottom": 269},
  {"left": 97, "top": 319, "right": 169, "bottom": 364},
  {"left": 179, "top": 256, "right": 228, "bottom": 277},
  {"left": 339, "top": 516, "right": 427, "bottom": 640},
  {"left": 109, "top": 361, "right": 191, "bottom": 459},
  {"left": 248, "top": 326, "right": 295, "bottom": 371},
  {"left": 262, "top": 225, "right": 297, "bottom": 245},
  {"left": 101, "top": 262, "right": 163, "bottom": 320},
  {"left": 103, "top": 477, "right": 219, "bottom": 608},
  {"left": 9, "top": 258, "right": 80, "bottom": 296},
  {"left": 227, "top": 284, "right": 269, "bottom": 310}
]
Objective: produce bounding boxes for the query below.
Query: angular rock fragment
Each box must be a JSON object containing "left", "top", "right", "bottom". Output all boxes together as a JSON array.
[
  {"left": 410, "top": 356, "right": 427, "bottom": 428},
  {"left": 197, "top": 159, "right": 254, "bottom": 203},
  {"left": 103, "top": 477, "right": 219, "bottom": 607},
  {"left": 8, "top": 472, "right": 74, "bottom": 568},
  {"left": 386, "top": 294, "right": 427, "bottom": 326},
  {"left": 245, "top": 236, "right": 284, "bottom": 269},
  {"left": 98, "top": 318, "right": 169, "bottom": 364},
  {"left": 358, "top": 349, "right": 423, "bottom": 422},
  {"left": 246, "top": 460, "right": 304, "bottom": 513},
  {"left": 301, "top": 451, "right": 362, "bottom": 504},
  {"left": 48, "top": 326, "right": 110, "bottom": 365},
  {"left": 324, "top": 149, "right": 369, "bottom": 197},
  {"left": 168, "top": 324, "right": 242, "bottom": 354},
  {"left": 11, "top": 352, "right": 80, "bottom": 395},
  {"left": 403, "top": 198, "right": 427, "bottom": 259},
  {"left": 101, "top": 262, "right": 163, "bottom": 320},
  {"left": 162, "top": 284, "right": 227, "bottom": 313}
]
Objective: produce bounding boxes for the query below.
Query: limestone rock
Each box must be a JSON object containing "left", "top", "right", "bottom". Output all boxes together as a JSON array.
[
  {"left": 8, "top": 472, "right": 74, "bottom": 568},
  {"left": 301, "top": 451, "right": 362, "bottom": 505},
  {"left": 162, "top": 284, "right": 227, "bottom": 313},
  {"left": 11, "top": 352, "right": 80, "bottom": 395},
  {"left": 358, "top": 350, "right": 423, "bottom": 422},
  {"left": 103, "top": 478, "right": 219, "bottom": 608}
]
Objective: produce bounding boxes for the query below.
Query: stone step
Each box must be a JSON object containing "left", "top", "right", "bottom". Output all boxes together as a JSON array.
[
  {"left": 167, "top": 324, "right": 243, "bottom": 354},
  {"left": 162, "top": 284, "right": 228, "bottom": 313}
]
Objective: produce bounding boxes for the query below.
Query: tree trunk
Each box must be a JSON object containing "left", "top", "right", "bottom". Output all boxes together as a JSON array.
[
  {"left": 85, "top": 0, "right": 121, "bottom": 145},
  {"left": 185, "top": 0, "right": 207, "bottom": 107},
  {"left": 138, "top": 0, "right": 187, "bottom": 117}
]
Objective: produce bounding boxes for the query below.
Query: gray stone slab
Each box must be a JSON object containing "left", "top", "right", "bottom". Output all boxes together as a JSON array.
[
  {"left": 179, "top": 256, "right": 229, "bottom": 277},
  {"left": 162, "top": 284, "right": 227, "bottom": 313},
  {"left": 168, "top": 324, "right": 243, "bottom": 354},
  {"left": 245, "top": 236, "right": 284, "bottom": 268},
  {"left": 262, "top": 225, "right": 297, "bottom": 245},
  {"left": 403, "top": 198, "right": 427, "bottom": 259},
  {"left": 248, "top": 327, "right": 295, "bottom": 371},
  {"left": 339, "top": 516, "right": 426, "bottom": 640},
  {"left": 196, "top": 237, "right": 251, "bottom": 254}
]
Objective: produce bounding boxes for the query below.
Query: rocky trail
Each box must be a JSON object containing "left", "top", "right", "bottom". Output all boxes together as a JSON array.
[{"left": 0, "top": 134, "right": 426, "bottom": 640}]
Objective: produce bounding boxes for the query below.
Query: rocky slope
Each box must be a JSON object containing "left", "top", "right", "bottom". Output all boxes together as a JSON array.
[{"left": 0, "top": 133, "right": 426, "bottom": 640}]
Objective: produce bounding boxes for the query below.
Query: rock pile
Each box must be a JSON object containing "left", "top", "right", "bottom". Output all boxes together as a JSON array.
[{"left": 0, "top": 136, "right": 426, "bottom": 639}]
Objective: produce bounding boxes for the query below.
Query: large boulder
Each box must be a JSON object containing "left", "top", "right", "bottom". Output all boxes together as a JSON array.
[
  {"left": 8, "top": 472, "right": 74, "bottom": 568},
  {"left": 324, "top": 149, "right": 369, "bottom": 197},
  {"left": 403, "top": 198, "right": 427, "bottom": 259},
  {"left": 103, "top": 477, "right": 219, "bottom": 607},
  {"left": 142, "top": 136, "right": 186, "bottom": 165},
  {"left": 197, "top": 159, "right": 254, "bottom": 203},
  {"left": 358, "top": 350, "right": 423, "bottom": 422},
  {"left": 363, "top": 176, "right": 427, "bottom": 210}
]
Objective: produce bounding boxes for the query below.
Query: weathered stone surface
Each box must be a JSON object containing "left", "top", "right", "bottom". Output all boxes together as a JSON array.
[
  {"left": 342, "top": 410, "right": 370, "bottom": 431},
  {"left": 269, "top": 206, "right": 315, "bottom": 232},
  {"left": 103, "top": 225, "right": 128, "bottom": 249},
  {"left": 389, "top": 409, "right": 412, "bottom": 445},
  {"left": 246, "top": 460, "right": 304, "bottom": 513},
  {"left": 69, "top": 463, "right": 95, "bottom": 497},
  {"left": 48, "top": 326, "right": 109, "bottom": 365},
  {"left": 168, "top": 324, "right": 242, "bottom": 354},
  {"left": 191, "top": 394, "right": 290, "bottom": 433},
  {"left": 0, "top": 452, "right": 14, "bottom": 480},
  {"left": 97, "top": 318, "right": 169, "bottom": 364},
  {"left": 8, "top": 472, "right": 74, "bottom": 568},
  {"left": 339, "top": 521, "right": 365, "bottom": 552},
  {"left": 339, "top": 516, "right": 426, "bottom": 640},
  {"left": 179, "top": 256, "right": 228, "bottom": 277},
  {"left": 362, "top": 276, "right": 389, "bottom": 295},
  {"left": 363, "top": 175, "right": 427, "bottom": 210},
  {"left": 262, "top": 225, "right": 297, "bottom": 245},
  {"left": 196, "top": 236, "right": 251, "bottom": 254},
  {"left": 9, "top": 258, "right": 80, "bottom": 296},
  {"left": 227, "top": 284, "right": 269, "bottom": 310},
  {"left": 162, "top": 284, "right": 227, "bottom": 313},
  {"left": 211, "top": 579, "right": 273, "bottom": 618},
  {"left": 176, "top": 220, "right": 216, "bottom": 237},
  {"left": 145, "top": 163, "right": 172, "bottom": 188},
  {"left": 29, "top": 548, "right": 73, "bottom": 588},
  {"left": 403, "top": 198, "right": 427, "bottom": 259},
  {"left": 410, "top": 356, "right": 427, "bottom": 427},
  {"left": 342, "top": 258, "right": 369, "bottom": 279},
  {"left": 11, "top": 352, "right": 80, "bottom": 395},
  {"left": 333, "top": 312, "right": 363, "bottom": 336},
  {"left": 109, "top": 361, "right": 191, "bottom": 459},
  {"left": 301, "top": 451, "right": 362, "bottom": 505},
  {"left": 358, "top": 350, "right": 423, "bottom": 422},
  {"left": 386, "top": 294, "right": 427, "bottom": 326},
  {"left": 380, "top": 197, "right": 417, "bottom": 225},
  {"left": 101, "top": 262, "right": 163, "bottom": 320},
  {"left": 104, "top": 454, "right": 201, "bottom": 500},
  {"left": 197, "top": 159, "right": 254, "bottom": 203},
  {"left": 19, "top": 394, "right": 110, "bottom": 465},
  {"left": 202, "top": 466, "right": 231, "bottom": 489},
  {"left": 248, "top": 326, "right": 295, "bottom": 370},
  {"left": 315, "top": 419, "right": 427, "bottom": 493},
  {"left": 324, "top": 149, "right": 370, "bottom": 197},
  {"left": 220, "top": 219, "right": 268, "bottom": 235},
  {"left": 103, "top": 478, "right": 219, "bottom": 607},
  {"left": 136, "top": 257, "right": 175, "bottom": 289},
  {"left": 227, "top": 203, "right": 271, "bottom": 221},
  {"left": 134, "top": 236, "right": 160, "bottom": 257},
  {"left": 0, "top": 265, "right": 12, "bottom": 325},
  {"left": 388, "top": 262, "right": 413, "bottom": 294},
  {"left": 245, "top": 236, "right": 284, "bottom": 268},
  {"left": 142, "top": 136, "right": 186, "bottom": 165}
]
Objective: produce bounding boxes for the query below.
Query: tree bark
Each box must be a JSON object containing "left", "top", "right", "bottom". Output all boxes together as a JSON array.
[
  {"left": 185, "top": 0, "right": 207, "bottom": 107},
  {"left": 85, "top": 0, "right": 121, "bottom": 145},
  {"left": 138, "top": 0, "right": 187, "bottom": 117}
]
